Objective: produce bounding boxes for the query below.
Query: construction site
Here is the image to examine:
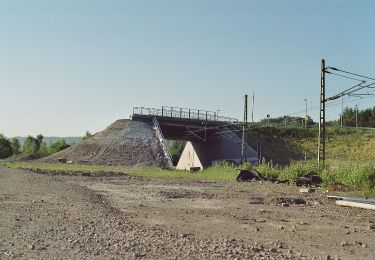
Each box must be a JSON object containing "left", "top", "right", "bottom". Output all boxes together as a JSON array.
[
  {"left": 1, "top": 1, "right": 374, "bottom": 258},
  {"left": 2, "top": 97, "right": 375, "bottom": 259}
]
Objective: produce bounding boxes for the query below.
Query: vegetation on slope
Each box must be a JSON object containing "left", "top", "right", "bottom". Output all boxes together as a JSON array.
[{"left": 245, "top": 126, "right": 375, "bottom": 164}]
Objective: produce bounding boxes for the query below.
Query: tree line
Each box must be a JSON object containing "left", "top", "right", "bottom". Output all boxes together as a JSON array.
[
  {"left": 259, "top": 115, "right": 314, "bottom": 127},
  {"left": 340, "top": 106, "right": 375, "bottom": 127},
  {"left": 259, "top": 106, "right": 375, "bottom": 128},
  {"left": 0, "top": 134, "right": 71, "bottom": 159},
  {"left": 0, "top": 131, "right": 93, "bottom": 159}
]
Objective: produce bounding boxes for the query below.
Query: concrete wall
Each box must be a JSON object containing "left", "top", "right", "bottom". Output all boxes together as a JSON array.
[{"left": 176, "top": 142, "right": 203, "bottom": 170}]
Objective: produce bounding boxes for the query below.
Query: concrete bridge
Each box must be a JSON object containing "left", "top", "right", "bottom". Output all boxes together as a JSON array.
[
  {"left": 131, "top": 106, "right": 258, "bottom": 170},
  {"left": 131, "top": 106, "right": 238, "bottom": 140}
]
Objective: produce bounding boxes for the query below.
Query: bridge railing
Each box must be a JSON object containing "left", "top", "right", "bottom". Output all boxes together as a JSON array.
[{"left": 133, "top": 106, "right": 238, "bottom": 123}]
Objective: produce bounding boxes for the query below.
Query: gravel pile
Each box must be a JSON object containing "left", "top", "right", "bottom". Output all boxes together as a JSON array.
[{"left": 40, "top": 119, "right": 169, "bottom": 167}]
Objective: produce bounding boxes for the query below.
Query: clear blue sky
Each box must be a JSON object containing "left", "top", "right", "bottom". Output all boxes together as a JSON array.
[{"left": 1, "top": 0, "right": 374, "bottom": 136}]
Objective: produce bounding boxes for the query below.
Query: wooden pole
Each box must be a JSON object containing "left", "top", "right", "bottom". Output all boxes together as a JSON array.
[{"left": 241, "top": 94, "right": 248, "bottom": 162}]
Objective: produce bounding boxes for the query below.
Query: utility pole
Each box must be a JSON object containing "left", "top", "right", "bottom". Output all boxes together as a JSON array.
[
  {"left": 304, "top": 99, "right": 308, "bottom": 129},
  {"left": 251, "top": 92, "right": 255, "bottom": 123},
  {"left": 340, "top": 95, "right": 344, "bottom": 128},
  {"left": 284, "top": 116, "right": 287, "bottom": 129},
  {"left": 241, "top": 94, "right": 248, "bottom": 163},
  {"left": 318, "top": 59, "right": 326, "bottom": 163},
  {"left": 355, "top": 105, "right": 358, "bottom": 128},
  {"left": 215, "top": 110, "right": 220, "bottom": 121}
]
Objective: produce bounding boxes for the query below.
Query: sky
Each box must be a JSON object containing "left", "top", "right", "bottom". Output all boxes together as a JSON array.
[{"left": 1, "top": 0, "right": 374, "bottom": 136}]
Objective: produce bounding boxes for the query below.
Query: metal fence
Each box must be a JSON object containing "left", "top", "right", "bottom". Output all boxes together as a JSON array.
[{"left": 133, "top": 106, "right": 238, "bottom": 123}]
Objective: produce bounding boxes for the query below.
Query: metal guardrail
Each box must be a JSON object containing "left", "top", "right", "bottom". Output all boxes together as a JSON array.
[{"left": 133, "top": 106, "right": 238, "bottom": 123}]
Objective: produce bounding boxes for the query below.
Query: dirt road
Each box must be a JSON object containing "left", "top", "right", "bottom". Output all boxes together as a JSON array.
[{"left": 1, "top": 164, "right": 374, "bottom": 259}]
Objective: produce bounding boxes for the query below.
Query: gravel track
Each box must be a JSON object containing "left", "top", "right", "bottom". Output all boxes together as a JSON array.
[
  {"left": 0, "top": 165, "right": 298, "bottom": 259},
  {"left": 1, "top": 164, "right": 374, "bottom": 259}
]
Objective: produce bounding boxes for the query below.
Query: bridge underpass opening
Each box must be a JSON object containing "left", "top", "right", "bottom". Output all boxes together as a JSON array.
[{"left": 131, "top": 107, "right": 258, "bottom": 170}]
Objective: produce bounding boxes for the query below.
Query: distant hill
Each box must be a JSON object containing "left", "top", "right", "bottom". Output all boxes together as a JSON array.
[{"left": 13, "top": 136, "right": 82, "bottom": 146}]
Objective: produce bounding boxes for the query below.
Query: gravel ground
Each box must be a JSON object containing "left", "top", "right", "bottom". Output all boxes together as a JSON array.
[
  {"left": 39, "top": 120, "right": 168, "bottom": 167},
  {"left": 1, "top": 164, "right": 374, "bottom": 259}
]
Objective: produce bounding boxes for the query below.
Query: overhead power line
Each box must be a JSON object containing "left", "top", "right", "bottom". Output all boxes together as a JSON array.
[
  {"left": 325, "top": 71, "right": 366, "bottom": 82},
  {"left": 327, "top": 67, "right": 375, "bottom": 81},
  {"left": 325, "top": 81, "right": 367, "bottom": 101},
  {"left": 319, "top": 60, "right": 375, "bottom": 163}
]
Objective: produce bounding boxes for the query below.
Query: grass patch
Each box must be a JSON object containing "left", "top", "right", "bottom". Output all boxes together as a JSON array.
[
  {"left": 321, "top": 163, "right": 375, "bottom": 196},
  {"left": 4, "top": 160, "right": 375, "bottom": 195},
  {"left": 3, "top": 161, "right": 240, "bottom": 181}
]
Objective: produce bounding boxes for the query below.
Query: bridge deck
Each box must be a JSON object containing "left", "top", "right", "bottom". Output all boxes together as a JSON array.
[
  {"left": 132, "top": 106, "right": 238, "bottom": 125},
  {"left": 131, "top": 106, "right": 239, "bottom": 141}
]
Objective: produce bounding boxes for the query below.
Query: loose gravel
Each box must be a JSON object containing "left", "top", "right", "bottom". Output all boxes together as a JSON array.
[
  {"left": 39, "top": 119, "right": 168, "bottom": 167},
  {"left": 1, "top": 165, "right": 375, "bottom": 259}
]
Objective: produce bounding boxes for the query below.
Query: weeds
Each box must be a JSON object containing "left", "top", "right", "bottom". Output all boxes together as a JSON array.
[
  {"left": 321, "top": 163, "right": 375, "bottom": 194},
  {"left": 4, "top": 160, "right": 375, "bottom": 195}
]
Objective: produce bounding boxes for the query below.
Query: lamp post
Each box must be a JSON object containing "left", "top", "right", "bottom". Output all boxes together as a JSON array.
[{"left": 304, "top": 99, "right": 307, "bottom": 129}]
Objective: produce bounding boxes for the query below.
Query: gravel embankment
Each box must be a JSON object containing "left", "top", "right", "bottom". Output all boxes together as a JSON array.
[{"left": 39, "top": 120, "right": 168, "bottom": 167}]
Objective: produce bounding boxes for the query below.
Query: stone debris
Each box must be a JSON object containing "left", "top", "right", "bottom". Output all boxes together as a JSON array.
[
  {"left": 299, "top": 187, "right": 314, "bottom": 193},
  {"left": 295, "top": 174, "right": 322, "bottom": 187},
  {"left": 236, "top": 169, "right": 266, "bottom": 182}
]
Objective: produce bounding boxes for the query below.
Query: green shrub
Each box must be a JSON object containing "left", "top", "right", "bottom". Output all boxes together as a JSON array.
[
  {"left": 22, "top": 135, "right": 43, "bottom": 156},
  {"left": 278, "top": 161, "right": 322, "bottom": 180},
  {"left": 48, "top": 139, "right": 70, "bottom": 154},
  {"left": 321, "top": 163, "right": 375, "bottom": 193},
  {"left": 341, "top": 164, "right": 375, "bottom": 190},
  {"left": 38, "top": 143, "right": 50, "bottom": 157},
  {"left": 11, "top": 138, "right": 20, "bottom": 155},
  {"left": 320, "top": 168, "right": 339, "bottom": 185},
  {"left": 168, "top": 140, "right": 185, "bottom": 166},
  {"left": 255, "top": 163, "right": 280, "bottom": 179},
  {"left": 0, "top": 134, "right": 13, "bottom": 159}
]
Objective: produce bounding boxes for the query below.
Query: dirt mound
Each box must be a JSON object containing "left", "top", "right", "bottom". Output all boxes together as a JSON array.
[{"left": 40, "top": 119, "right": 168, "bottom": 167}]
